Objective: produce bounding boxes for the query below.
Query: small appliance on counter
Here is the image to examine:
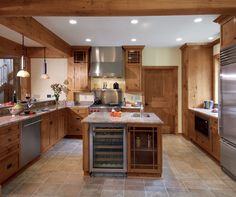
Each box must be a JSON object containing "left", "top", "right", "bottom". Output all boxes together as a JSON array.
[
  {"left": 113, "top": 82, "right": 119, "bottom": 89},
  {"left": 203, "top": 100, "right": 214, "bottom": 109}
]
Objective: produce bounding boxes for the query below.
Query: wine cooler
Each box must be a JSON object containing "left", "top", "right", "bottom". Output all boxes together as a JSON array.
[{"left": 89, "top": 124, "right": 127, "bottom": 174}]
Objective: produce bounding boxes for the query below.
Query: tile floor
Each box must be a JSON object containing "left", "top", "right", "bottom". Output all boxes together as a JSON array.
[{"left": 2, "top": 135, "right": 236, "bottom": 197}]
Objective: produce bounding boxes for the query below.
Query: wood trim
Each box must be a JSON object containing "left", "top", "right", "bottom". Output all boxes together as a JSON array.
[
  {"left": 0, "top": 1, "right": 236, "bottom": 16},
  {"left": 211, "top": 38, "right": 221, "bottom": 46},
  {"left": 142, "top": 66, "right": 178, "bottom": 70},
  {"left": 26, "top": 47, "right": 66, "bottom": 58},
  {"left": 214, "top": 15, "right": 235, "bottom": 24},
  {"left": 0, "top": 17, "right": 71, "bottom": 57},
  {"left": 180, "top": 42, "right": 213, "bottom": 50},
  {"left": 0, "top": 36, "right": 22, "bottom": 57},
  {"left": 122, "top": 45, "right": 145, "bottom": 50}
]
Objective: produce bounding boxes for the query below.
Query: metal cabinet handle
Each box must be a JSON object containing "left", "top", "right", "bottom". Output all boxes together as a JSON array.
[{"left": 7, "top": 163, "right": 12, "bottom": 169}]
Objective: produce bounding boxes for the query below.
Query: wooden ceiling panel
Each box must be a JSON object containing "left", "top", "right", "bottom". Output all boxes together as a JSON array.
[
  {"left": 0, "top": 17, "right": 71, "bottom": 57},
  {"left": 0, "top": 0, "right": 235, "bottom": 16}
]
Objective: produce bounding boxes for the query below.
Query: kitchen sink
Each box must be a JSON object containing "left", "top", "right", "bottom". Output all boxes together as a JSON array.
[{"left": 132, "top": 113, "right": 150, "bottom": 118}]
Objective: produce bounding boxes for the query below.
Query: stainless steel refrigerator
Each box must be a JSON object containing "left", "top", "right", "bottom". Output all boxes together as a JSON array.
[{"left": 219, "top": 44, "right": 236, "bottom": 180}]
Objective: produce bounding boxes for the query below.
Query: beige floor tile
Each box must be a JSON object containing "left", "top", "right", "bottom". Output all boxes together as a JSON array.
[
  {"left": 124, "top": 190, "right": 145, "bottom": 197},
  {"left": 101, "top": 190, "right": 124, "bottom": 197},
  {"left": 145, "top": 190, "right": 169, "bottom": 197},
  {"left": 211, "top": 188, "right": 236, "bottom": 197},
  {"left": 57, "top": 184, "right": 82, "bottom": 197},
  {"left": 78, "top": 188, "right": 102, "bottom": 197},
  {"left": 12, "top": 183, "right": 41, "bottom": 195},
  {"left": 33, "top": 183, "right": 61, "bottom": 196},
  {"left": 188, "top": 189, "right": 215, "bottom": 197},
  {"left": 183, "top": 179, "right": 209, "bottom": 190}
]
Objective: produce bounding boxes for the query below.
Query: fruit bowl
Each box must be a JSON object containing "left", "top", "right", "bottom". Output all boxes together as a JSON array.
[{"left": 9, "top": 108, "right": 24, "bottom": 117}]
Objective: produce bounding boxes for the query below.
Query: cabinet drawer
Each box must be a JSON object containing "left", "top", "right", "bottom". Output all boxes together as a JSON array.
[
  {"left": 0, "top": 152, "right": 19, "bottom": 183},
  {"left": 68, "top": 125, "right": 82, "bottom": 135},
  {"left": 0, "top": 143, "right": 20, "bottom": 160},
  {"left": 0, "top": 124, "right": 19, "bottom": 136},
  {"left": 70, "top": 107, "right": 88, "bottom": 115},
  {"left": 0, "top": 132, "right": 20, "bottom": 148},
  {"left": 196, "top": 133, "right": 211, "bottom": 153}
]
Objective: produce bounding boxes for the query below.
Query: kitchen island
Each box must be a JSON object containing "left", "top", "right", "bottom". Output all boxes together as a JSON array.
[{"left": 82, "top": 112, "right": 163, "bottom": 177}]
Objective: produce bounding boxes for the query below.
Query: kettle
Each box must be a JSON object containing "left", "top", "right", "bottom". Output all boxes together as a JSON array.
[{"left": 113, "top": 82, "right": 119, "bottom": 89}]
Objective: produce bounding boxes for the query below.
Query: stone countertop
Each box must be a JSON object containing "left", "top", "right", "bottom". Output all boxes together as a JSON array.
[
  {"left": 189, "top": 108, "right": 218, "bottom": 119},
  {"left": 81, "top": 112, "right": 163, "bottom": 125},
  {"left": 0, "top": 105, "right": 67, "bottom": 128}
]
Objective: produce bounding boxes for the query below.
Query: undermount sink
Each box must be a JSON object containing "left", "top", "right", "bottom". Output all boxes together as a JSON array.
[{"left": 132, "top": 113, "right": 150, "bottom": 118}]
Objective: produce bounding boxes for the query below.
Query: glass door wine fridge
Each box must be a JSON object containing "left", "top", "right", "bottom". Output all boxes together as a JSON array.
[{"left": 89, "top": 124, "right": 127, "bottom": 174}]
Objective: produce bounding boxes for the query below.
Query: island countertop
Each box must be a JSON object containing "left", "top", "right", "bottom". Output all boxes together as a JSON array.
[{"left": 81, "top": 112, "right": 163, "bottom": 125}]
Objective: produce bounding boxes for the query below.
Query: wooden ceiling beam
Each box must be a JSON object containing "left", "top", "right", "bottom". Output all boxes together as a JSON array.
[
  {"left": 0, "top": 0, "right": 236, "bottom": 16},
  {"left": 0, "top": 36, "right": 22, "bottom": 57},
  {"left": 26, "top": 47, "right": 66, "bottom": 58},
  {"left": 0, "top": 17, "right": 71, "bottom": 57}
]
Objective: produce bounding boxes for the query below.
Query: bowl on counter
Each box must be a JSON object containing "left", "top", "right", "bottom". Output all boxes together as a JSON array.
[{"left": 8, "top": 108, "right": 24, "bottom": 117}]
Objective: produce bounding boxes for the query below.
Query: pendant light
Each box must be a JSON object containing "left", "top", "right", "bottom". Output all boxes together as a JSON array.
[
  {"left": 17, "top": 35, "right": 30, "bottom": 78},
  {"left": 41, "top": 47, "right": 50, "bottom": 79}
]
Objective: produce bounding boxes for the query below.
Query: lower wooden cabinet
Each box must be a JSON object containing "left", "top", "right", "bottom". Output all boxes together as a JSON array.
[
  {"left": 41, "top": 108, "right": 67, "bottom": 153},
  {"left": 0, "top": 123, "right": 20, "bottom": 184},
  {"left": 68, "top": 107, "right": 88, "bottom": 137},
  {"left": 127, "top": 125, "right": 162, "bottom": 177},
  {"left": 188, "top": 110, "right": 220, "bottom": 161},
  {"left": 210, "top": 118, "right": 220, "bottom": 161},
  {"left": 121, "top": 108, "right": 140, "bottom": 113}
]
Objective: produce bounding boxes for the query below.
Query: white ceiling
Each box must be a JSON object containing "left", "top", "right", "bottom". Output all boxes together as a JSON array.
[
  {"left": 34, "top": 15, "right": 220, "bottom": 47},
  {"left": 0, "top": 25, "right": 42, "bottom": 47},
  {"left": 0, "top": 15, "right": 220, "bottom": 47}
]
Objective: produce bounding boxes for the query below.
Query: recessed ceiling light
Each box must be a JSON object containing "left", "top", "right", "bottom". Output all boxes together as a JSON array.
[
  {"left": 85, "top": 38, "right": 92, "bottom": 42},
  {"left": 176, "top": 37, "right": 183, "bottom": 42},
  {"left": 131, "top": 38, "right": 137, "bottom": 42},
  {"left": 194, "top": 18, "right": 203, "bottom": 23},
  {"left": 69, "top": 19, "right": 77, "bottom": 24},
  {"left": 208, "top": 36, "right": 214, "bottom": 40},
  {"left": 131, "top": 19, "right": 139, "bottom": 24}
]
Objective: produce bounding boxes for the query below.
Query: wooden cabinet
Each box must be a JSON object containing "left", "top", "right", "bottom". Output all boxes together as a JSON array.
[
  {"left": 41, "top": 114, "right": 51, "bottom": 153},
  {"left": 127, "top": 125, "right": 162, "bottom": 177},
  {"left": 181, "top": 44, "right": 213, "bottom": 138},
  {"left": 121, "top": 108, "right": 140, "bottom": 113},
  {"left": 0, "top": 123, "right": 20, "bottom": 184},
  {"left": 210, "top": 118, "right": 220, "bottom": 161},
  {"left": 68, "top": 107, "right": 89, "bottom": 137},
  {"left": 67, "top": 47, "right": 91, "bottom": 100},
  {"left": 123, "top": 46, "right": 144, "bottom": 92},
  {"left": 188, "top": 110, "right": 220, "bottom": 161},
  {"left": 216, "top": 16, "right": 236, "bottom": 49},
  {"left": 188, "top": 110, "right": 196, "bottom": 141},
  {"left": 41, "top": 109, "right": 67, "bottom": 153}
]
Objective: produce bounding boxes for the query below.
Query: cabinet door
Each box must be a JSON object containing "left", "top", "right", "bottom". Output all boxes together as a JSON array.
[
  {"left": 58, "top": 110, "right": 65, "bottom": 139},
  {"left": 49, "top": 112, "right": 59, "bottom": 145},
  {"left": 41, "top": 116, "right": 50, "bottom": 153},
  {"left": 211, "top": 118, "right": 220, "bottom": 161},
  {"left": 68, "top": 110, "right": 83, "bottom": 136},
  {"left": 188, "top": 111, "right": 196, "bottom": 141},
  {"left": 74, "top": 63, "right": 89, "bottom": 91},
  {"left": 125, "top": 65, "right": 141, "bottom": 92},
  {"left": 126, "top": 50, "right": 142, "bottom": 64},
  {"left": 221, "top": 17, "right": 236, "bottom": 49}
]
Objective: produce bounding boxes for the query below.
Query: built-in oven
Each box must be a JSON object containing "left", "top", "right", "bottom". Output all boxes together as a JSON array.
[
  {"left": 89, "top": 123, "right": 127, "bottom": 176},
  {"left": 195, "top": 113, "right": 210, "bottom": 138}
]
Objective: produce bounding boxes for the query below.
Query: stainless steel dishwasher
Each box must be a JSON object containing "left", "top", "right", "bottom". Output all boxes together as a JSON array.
[{"left": 20, "top": 116, "right": 41, "bottom": 168}]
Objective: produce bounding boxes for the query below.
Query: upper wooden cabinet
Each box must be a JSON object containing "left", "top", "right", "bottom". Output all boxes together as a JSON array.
[
  {"left": 215, "top": 16, "right": 236, "bottom": 49},
  {"left": 181, "top": 44, "right": 213, "bottom": 137},
  {"left": 68, "top": 46, "right": 91, "bottom": 100},
  {"left": 123, "top": 46, "right": 144, "bottom": 92}
]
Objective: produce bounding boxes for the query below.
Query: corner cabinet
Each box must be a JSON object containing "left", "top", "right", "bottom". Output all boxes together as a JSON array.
[
  {"left": 68, "top": 47, "right": 91, "bottom": 100},
  {"left": 123, "top": 46, "right": 144, "bottom": 92},
  {"left": 215, "top": 16, "right": 236, "bottom": 49},
  {"left": 127, "top": 124, "right": 162, "bottom": 177}
]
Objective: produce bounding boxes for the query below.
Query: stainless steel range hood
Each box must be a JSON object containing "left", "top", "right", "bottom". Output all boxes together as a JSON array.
[{"left": 89, "top": 47, "right": 123, "bottom": 78}]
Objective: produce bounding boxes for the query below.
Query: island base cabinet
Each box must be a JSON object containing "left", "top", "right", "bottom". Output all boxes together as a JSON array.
[{"left": 127, "top": 125, "right": 162, "bottom": 177}]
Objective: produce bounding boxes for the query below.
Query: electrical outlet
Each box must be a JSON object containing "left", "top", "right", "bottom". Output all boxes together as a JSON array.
[{"left": 47, "top": 94, "right": 52, "bottom": 98}]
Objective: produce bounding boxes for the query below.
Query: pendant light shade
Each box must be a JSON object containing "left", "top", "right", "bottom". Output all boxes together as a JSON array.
[
  {"left": 17, "top": 35, "right": 30, "bottom": 78},
  {"left": 41, "top": 47, "right": 50, "bottom": 79}
]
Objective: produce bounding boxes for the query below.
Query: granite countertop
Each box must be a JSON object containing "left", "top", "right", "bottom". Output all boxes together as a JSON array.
[
  {"left": 81, "top": 112, "right": 163, "bottom": 125},
  {"left": 0, "top": 105, "right": 67, "bottom": 127},
  {"left": 189, "top": 108, "right": 218, "bottom": 119}
]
